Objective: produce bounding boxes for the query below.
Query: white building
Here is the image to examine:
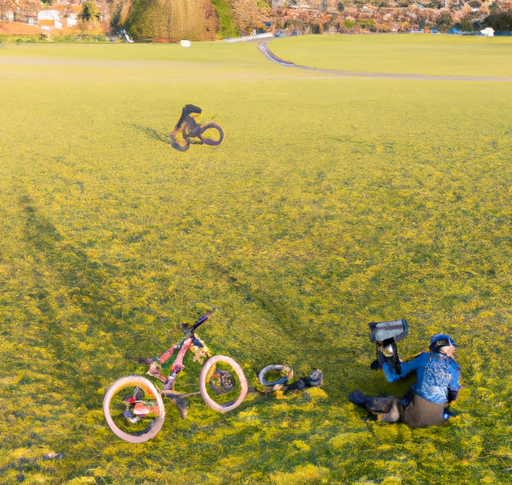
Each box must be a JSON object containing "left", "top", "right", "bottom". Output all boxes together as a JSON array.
[{"left": 38, "top": 10, "right": 62, "bottom": 30}]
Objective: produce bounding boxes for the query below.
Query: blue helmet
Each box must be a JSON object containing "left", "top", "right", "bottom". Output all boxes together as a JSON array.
[{"left": 429, "top": 334, "right": 457, "bottom": 352}]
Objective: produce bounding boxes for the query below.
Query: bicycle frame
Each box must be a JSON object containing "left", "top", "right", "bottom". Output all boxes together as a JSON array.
[
  {"left": 172, "top": 105, "right": 202, "bottom": 141},
  {"left": 173, "top": 104, "right": 202, "bottom": 131},
  {"left": 149, "top": 337, "right": 193, "bottom": 389},
  {"left": 147, "top": 311, "right": 215, "bottom": 390}
]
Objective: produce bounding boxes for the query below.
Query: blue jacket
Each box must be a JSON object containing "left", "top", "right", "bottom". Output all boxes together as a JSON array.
[{"left": 383, "top": 351, "right": 461, "bottom": 405}]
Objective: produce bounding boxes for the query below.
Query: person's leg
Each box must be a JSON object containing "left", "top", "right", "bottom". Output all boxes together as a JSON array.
[
  {"left": 379, "top": 400, "right": 400, "bottom": 423},
  {"left": 348, "top": 390, "right": 400, "bottom": 422}
]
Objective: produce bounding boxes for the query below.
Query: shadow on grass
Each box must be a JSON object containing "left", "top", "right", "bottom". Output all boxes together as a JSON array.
[
  {"left": 132, "top": 124, "right": 171, "bottom": 145},
  {"left": 20, "top": 196, "right": 134, "bottom": 408}
]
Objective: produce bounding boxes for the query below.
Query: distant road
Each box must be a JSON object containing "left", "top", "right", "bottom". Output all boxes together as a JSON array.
[{"left": 258, "top": 38, "right": 512, "bottom": 82}]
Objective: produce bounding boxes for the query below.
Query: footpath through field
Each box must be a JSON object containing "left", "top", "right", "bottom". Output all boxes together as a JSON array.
[{"left": 258, "top": 38, "right": 512, "bottom": 82}]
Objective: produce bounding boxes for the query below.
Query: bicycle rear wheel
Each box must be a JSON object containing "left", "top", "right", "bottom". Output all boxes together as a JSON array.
[
  {"left": 103, "top": 375, "right": 166, "bottom": 443},
  {"left": 169, "top": 132, "right": 190, "bottom": 152},
  {"left": 199, "top": 123, "right": 224, "bottom": 146},
  {"left": 199, "top": 355, "right": 247, "bottom": 413}
]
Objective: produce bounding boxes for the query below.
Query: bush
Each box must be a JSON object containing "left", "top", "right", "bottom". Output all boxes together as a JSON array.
[
  {"left": 343, "top": 18, "right": 355, "bottom": 29},
  {"left": 435, "top": 11, "right": 452, "bottom": 31},
  {"left": 483, "top": 11, "right": 512, "bottom": 31},
  {"left": 0, "top": 34, "right": 48, "bottom": 43},
  {"left": 458, "top": 18, "right": 474, "bottom": 31},
  {"left": 359, "top": 18, "right": 376, "bottom": 31}
]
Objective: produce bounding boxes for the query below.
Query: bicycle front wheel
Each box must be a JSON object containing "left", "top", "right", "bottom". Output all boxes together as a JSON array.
[
  {"left": 199, "top": 355, "right": 247, "bottom": 413},
  {"left": 103, "top": 375, "right": 166, "bottom": 443},
  {"left": 199, "top": 123, "right": 224, "bottom": 146}
]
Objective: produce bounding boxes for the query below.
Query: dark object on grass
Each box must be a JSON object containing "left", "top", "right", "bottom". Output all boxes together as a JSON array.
[
  {"left": 169, "top": 105, "right": 224, "bottom": 152},
  {"left": 286, "top": 369, "right": 323, "bottom": 391},
  {"left": 258, "top": 365, "right": 323, "bottom": 393},
  {"left": 43, "top": 452, "right": 64, "bottom": 461}
]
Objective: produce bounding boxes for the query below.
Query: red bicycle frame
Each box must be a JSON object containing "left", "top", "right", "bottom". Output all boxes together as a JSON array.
[{"left": 147, "top": 311, "right": 214, "bottom": 390}]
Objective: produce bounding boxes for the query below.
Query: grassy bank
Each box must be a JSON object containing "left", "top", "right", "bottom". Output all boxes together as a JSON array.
[
  {"left": 0, "top": 34, "right": 116, "bottom": 44},
  {"left": 268, "top": 34, "right": 512, "bottom": 78},
  {"left": 0, "top": 38, "right": 511, "bottom": 484}
]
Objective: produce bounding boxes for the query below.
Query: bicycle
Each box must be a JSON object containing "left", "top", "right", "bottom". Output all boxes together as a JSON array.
[
  {"left": 103, "top": 311, "right": 247, "bottom": 443},
  {"left": 169, "top": 104, "right": 224, "bottom": 152}
]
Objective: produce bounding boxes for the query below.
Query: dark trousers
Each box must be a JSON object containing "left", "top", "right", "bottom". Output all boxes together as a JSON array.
[{"left": 400, "top": 393, "right": 446, "bottom": 429}]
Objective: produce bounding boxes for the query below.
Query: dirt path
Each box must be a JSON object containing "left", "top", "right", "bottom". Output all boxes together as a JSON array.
[{"left": 258, "top": 38, "right": 512, "bottom": 82}]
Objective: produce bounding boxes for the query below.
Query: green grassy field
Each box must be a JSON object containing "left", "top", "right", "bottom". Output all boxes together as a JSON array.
[
  {"left": 269, "top": 34, "right": 512, "bottom": 77},
  {"left": 1, "top": 37, "right": 512, "bottom": 484}
]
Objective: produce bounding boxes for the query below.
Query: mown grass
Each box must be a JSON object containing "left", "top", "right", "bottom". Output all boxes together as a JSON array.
[
  {"left": 268, "top": 34, "right": 512, "bottom": 78},
  {"left": 0, "top": 38, "right": 512, "bottom": 484}
]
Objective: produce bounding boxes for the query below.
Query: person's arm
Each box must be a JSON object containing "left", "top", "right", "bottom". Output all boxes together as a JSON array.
[
  {"left": 447, "top": 362, "right": 462, "bottom": 401},
  {"left": 382, "top": 352, "right": 426, "bottom": 383}
]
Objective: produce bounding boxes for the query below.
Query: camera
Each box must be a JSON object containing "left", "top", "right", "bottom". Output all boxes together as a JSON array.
[{"left": 369, "top": 319, "right": 408, "bottom": 372}]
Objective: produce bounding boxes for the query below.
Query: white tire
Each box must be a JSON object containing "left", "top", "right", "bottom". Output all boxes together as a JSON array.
[
  {"left": 199, "top": 355, "right": 248, "bottom": 413},
  {"left": 103, "top": 375, "right": 165, "bottom": 443},
  {"left": 258, "top": 364, "right": 294, "bottom": 387}
]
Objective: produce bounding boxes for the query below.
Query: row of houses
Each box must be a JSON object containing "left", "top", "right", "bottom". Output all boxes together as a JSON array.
[
  {"left": 1, "top": 9, "right": 78, "bottom": 29},
  {"left": 0, "top": 0, "right": 101, "bottom": 31},
  {"left": 272, "top": 0, "right": 512, "bottom": 8},
  {"left": 39, "top": 10, "right": 78, "bottom": 30}
]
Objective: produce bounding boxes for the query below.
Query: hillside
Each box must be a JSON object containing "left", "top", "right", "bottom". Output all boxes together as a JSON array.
[
  {"left": 1, "top": 0, "right": 508, "bottom": 40},
  {"left": 116, "top": 0, "right": 220, "bottom": 41},
  {"left": 112, "top": 0, "right": 269, "bottom": 40}
]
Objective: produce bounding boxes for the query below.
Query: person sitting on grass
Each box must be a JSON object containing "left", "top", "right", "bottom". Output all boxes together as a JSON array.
[{"left": 349, "top": 334, "right": 461, "bottom": 428}]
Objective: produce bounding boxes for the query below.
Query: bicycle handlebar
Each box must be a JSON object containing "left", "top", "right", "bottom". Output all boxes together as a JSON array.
[{"left": 190, "top": 310, "right": 216, "bottom": 333}]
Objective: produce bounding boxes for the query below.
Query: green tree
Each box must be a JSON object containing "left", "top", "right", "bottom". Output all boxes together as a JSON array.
[
  {"left": 458, "top": 17, "right": 474, "bottom": 31},
  {"left": 162, "top": 0, "right": 172, "bottom": 42},
  {"left": 110, "top": 1, "right": 123, "bottom": 30},
  {"left": 211, "top": 0, "right": 238, "bottom": 38},
  {"left": 435, "top": 11, "right": 452, "bottom": 31},
  {"left": 124, "top": 0, "right": 158, "bottom": 39},
  {"left": 483, "top": 11, "right": 512, "bottom": 31},
  {"left": 489, "top": 1, "right": 500, "bottom": 14},
  {"left": 78, "top": 0, "right": 100, "bottom": 23}
]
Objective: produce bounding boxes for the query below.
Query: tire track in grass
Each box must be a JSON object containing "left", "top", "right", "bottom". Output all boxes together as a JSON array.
[
  {"left": 20, "top": 196, "right": 135, "bottom": 409},
  {"left": 258, "top": 38, "right": 512, "bottom": 82},
  {"left": 208, "top": 263, "right": 349, "bottom": 391},
  {"left": 210, "top": 262, "right": 314, "bottom": 344}
]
